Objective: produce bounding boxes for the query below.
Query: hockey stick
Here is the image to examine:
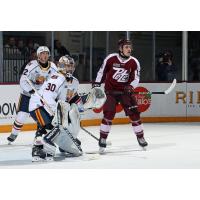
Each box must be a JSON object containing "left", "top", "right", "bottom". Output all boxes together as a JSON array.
[
  {"left": 25, "top": 76, "right": 82, "bottom": 152},
  {"left": 149, "top": 78, "right": 177, "bottom": 95},
  {"left": 109, "top": 79, "right": 177, "bottom": 95},
  {"left": 80, "top": 125, "right": 112, "bottom": 146}
]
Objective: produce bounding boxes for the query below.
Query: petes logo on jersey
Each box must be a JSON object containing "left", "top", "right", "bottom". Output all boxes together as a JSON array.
[{"left": 112, "top": 67, "right": 129, "bottom": 82}]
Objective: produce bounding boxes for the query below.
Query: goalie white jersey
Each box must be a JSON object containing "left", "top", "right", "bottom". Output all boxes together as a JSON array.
[
  {"left": 20, "top": 60, "right": 58, "bottom": 97},
  {"left": 29, "top": 72, "right": 79, "bottom": 113}
]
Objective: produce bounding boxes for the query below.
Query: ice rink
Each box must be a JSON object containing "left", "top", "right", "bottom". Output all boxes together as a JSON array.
[{"left": 1, "top": 122, "right": 200, "bottom": 169}]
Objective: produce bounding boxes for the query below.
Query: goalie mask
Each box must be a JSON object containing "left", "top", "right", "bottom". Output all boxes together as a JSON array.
[{"left": 58, "top": 55, "right": 75, "bottom": 78}]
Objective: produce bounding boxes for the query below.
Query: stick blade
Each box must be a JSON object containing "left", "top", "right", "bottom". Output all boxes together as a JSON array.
[{"left": 164, "top": 79, "right": 177, "bottom": 94}]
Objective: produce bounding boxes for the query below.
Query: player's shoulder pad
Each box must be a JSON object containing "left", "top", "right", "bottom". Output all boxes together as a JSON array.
[
  {"left": 130, "top": 56, "right": 140, "bottom": 67},
  {"left": 25, "top": 60, "right": 38, "bottom": 70},
  {"left": 50, "top": 72, "right": 65, "bottom": 85},
  {"left": 103, "top": 53, "right": 118, "bottom": 64},
  {"left": 49, "top": 61, "right": 58, "bottom": 72},
  {"left": 72, "top": 76, "right": 79, "bottom": 83},
  {"left": 105, "top": 53, "right": 118, "bottom": 60}
]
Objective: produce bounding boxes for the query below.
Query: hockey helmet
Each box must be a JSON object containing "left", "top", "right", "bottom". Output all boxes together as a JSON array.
[
  {"left": 118, "top": 39, "right": 132, "bottom": 58},
  {"left": 118, "top": 39, "right": 132, "bottom": 48},
  {"left": 37, "top": 46, "right": 50, "bottom": 57}
]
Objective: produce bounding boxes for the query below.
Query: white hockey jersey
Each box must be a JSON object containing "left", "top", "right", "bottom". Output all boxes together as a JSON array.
[
  {"left": 29, "top": 72, "right": 79, "bottom": 113},
  {"left": 20, "top": 60, "right": 58, "bottom": 97}
]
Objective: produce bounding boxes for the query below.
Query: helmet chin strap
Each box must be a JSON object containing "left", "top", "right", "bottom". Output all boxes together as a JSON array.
[{"left": 119, "top": 50, "right": 130, "bottom": 59}]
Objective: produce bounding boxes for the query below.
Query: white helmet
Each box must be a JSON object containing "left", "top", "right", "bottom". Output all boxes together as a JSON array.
[
  {"left": 58, "top": 55, "right": 75, "bottom": 75},
  {"left": 36, "top": 46, "right": 50, "bottom": 57}
]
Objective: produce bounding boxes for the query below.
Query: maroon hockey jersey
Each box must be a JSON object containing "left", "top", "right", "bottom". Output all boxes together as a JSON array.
[{"left": 95, "top": 53, "right": 140, "bottom": 91}]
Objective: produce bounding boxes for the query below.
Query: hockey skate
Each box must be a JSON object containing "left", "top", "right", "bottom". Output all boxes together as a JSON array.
[
  {"left": 137, "top": 135, "right": 148, "bottom": 149},
  {"left": 99, "top": 138, "right": 107, "bottom": 154},
  {"left": 32, "top": 145, "right": 53, "bottom": 162},
  {"left": 7, "top": 134, "right": 18, "bottom": 144}
]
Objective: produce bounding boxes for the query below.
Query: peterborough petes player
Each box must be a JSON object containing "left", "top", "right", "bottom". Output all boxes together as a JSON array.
[
  {"left": 93, "top": 39, "right": 148, "bottom": 153},
  {"left": 7, "top": 46, "right": 58, "bottom": 144},
  {"left": 29, "top": 55, "right": 106, "bottom": 161}
]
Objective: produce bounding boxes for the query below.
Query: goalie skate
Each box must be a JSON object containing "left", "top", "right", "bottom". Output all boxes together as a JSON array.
[{"left": 32, "top": 145, "right": 53, "bottom": 162}]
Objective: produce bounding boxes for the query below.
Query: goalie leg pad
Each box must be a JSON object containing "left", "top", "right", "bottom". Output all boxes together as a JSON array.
[
  {"left": 51, "top": 100, "right": 71, "bottom": 128},
  {"left": 43, "top": 127, "right": 61, "bottom": 155},
  {"left": 52, "top": 127, "right": 82, "bottom": 156},
  {"left": 68, "top": 103, "right": 80, "bottom": 138}
]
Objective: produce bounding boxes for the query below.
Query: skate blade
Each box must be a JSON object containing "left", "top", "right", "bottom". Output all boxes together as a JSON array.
[
  {"left": 99, "top": 147, "right": 106, "bottom": 154},
  {"left": 32, "top": 156, "right": 45, "bottom": 162},
  {"left": 32, "top": 155, "right": 54, "bottom": 162},
  {"left": 45, "top": 157, "right": 54, "bottom": 161},
  {"left": 140, "top": 146, "right": 147, "bottom": 151}
]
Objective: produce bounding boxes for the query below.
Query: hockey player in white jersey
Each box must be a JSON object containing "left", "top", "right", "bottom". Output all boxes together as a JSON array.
[
  {"left": 7, "top": 46, "right": 58, "bottom": 144},
  {"left": 29, "top": 55, "right": 106, "bottom": 161}
]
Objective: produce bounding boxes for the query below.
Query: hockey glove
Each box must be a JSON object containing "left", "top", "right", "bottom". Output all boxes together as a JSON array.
[
  {"left": 124, "top": 85, "right": 134, "bottom": 95},
  {"left": 29, "top": 89, "right": 35, "bottom": 94},
  {"left": 92, "top": 82, "right": 101, "bottom": 88}
]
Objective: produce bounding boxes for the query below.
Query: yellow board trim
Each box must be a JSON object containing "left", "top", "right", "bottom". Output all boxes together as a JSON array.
[{"left": 1, "top": 117, "right": 200, "bottom": 133}]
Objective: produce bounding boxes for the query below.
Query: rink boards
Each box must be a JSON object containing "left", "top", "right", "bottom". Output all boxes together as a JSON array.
[{"left": 0, "top": 82, "right": 200, "bottom": 132}]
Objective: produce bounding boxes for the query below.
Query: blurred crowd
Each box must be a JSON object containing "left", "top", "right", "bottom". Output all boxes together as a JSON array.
[{"left": 4, "top": 37, "right": 70, "bottom": 62}]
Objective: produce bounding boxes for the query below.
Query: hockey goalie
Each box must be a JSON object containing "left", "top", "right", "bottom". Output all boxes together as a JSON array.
[{"left": 28, "top": 55, "right": 106, "bottom": 161}]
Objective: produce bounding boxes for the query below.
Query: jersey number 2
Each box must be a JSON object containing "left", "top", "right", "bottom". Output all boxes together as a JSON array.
[{"left": 46, "top": 83, "right": 56, "bottom": 92}]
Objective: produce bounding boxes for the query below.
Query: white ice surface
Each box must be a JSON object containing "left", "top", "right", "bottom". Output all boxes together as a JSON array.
[{"left": 1, "top": 122, "right": 200, "bottom": 169}]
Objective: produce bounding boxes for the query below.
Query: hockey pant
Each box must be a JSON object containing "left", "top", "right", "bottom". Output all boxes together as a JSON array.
[{"left": 100, "top": 93, "right": 143, "bottom": 138}]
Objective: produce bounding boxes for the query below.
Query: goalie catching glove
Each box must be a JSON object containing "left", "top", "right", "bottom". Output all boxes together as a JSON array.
[{"left": 82, "top": 87, "right": 106, "bottom": 110}]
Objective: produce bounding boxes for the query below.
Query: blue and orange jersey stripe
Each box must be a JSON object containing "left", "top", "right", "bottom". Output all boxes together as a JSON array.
[{"left": 35, "top": 109, "right": 45, "bottom": 127}]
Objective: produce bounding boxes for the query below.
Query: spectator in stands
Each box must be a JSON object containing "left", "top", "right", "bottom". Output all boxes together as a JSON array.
[
  {"left": 17, "top": 39, "right": 29, "bottom": 56},
  {"left": 54, "top": 39, "right": 70, "bottom": 61},
  {"left": 156, "top": 50, "right": 177, "bottom": 81},
  {"left": 27, "top": 39, "right": 39, "bottom": 56},
  {"left": 4, "top": 37, "right": 17, "bottom": 48},
  {"left": 189, "top": 58, "right": 200, "bottom": 81},
  {"left": 4, "top": 37, "right": 21, "bottom": 58}
]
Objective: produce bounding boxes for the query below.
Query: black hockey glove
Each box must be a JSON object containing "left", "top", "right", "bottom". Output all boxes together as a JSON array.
[
  {"left": 29, "top": 89, "right": 35, "bottom": 94},
  {"left": 124, "top": 85, "right": 134, "bottom": 95},
  {"left": 92, "top": 82, "right": 101, "bottom": 88}
]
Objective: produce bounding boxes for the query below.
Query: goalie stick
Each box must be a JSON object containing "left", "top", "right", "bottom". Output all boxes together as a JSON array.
[{"left": 80, "top": 125, "right": 112, "bottom": 146}]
